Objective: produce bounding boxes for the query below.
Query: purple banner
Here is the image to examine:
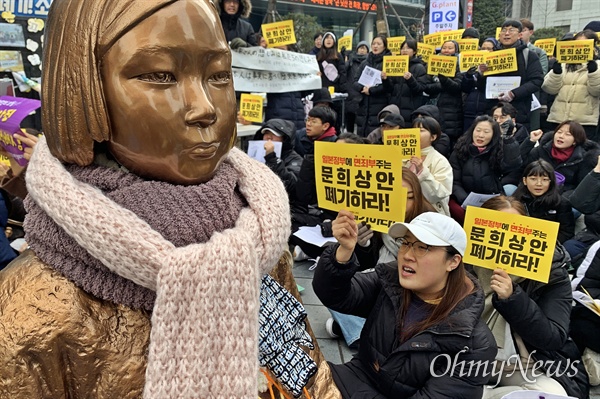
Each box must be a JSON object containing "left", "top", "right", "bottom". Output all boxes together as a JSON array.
[{"left": 0, "top": 96, "right": 41, "bottom": 166}]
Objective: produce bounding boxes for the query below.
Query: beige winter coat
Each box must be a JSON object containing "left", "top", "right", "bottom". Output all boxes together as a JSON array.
[{"left": 542, "top": 61, "right": 600, "bottom": 126}]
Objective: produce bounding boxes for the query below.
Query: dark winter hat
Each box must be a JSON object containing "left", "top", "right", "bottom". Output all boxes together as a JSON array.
[
  {"left": 322, "top": 32, "right": 337, "bottom": 45},
  {"left": 380, "top": 113, "right": 404, "bottom": 127},
  {"left": 584, "top": 21, "right": 600, "bottom": 33},
  {"left": 311, "top": 88, "right": 333, "bottom": 104},
  {"left": 462, "top": 27, "right": 480, "bottom": 39},
  {"left": 257, "top": 119, "right": 295, "bottom": 139},
  {"left": 357, "top": 40, "right": 370, "bottom": 51}
]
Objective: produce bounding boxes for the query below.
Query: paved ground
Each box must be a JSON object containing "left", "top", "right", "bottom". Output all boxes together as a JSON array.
[{"left": 292, "top": 258, "right": 600, "bottom": 398}]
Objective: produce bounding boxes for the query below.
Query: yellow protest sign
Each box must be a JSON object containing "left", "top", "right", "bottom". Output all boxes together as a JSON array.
[
  {"left": 483, "top": 48, "right": 518, "bottom": 76},
  {"left": 460, "top": 50, "right": 485, "bottom": 72},
  {"left": 417, "top": 42, "right": 436, "bottom": 63},
  {"left": 427, "top": 54, "right": 457, "bottom": 77},
  {"left": 456, "top": 38, "right": 479, "bottom": 52},
  {"left": 439, "top": 29, "right": 465, "bottom": 43},
  {"left": 239, "top": 93, "right": 264, "bottom": 123},
  {"left": 383, "top": 128, "right": 421, "bottom": 159},
  {"left": 556, "top": 39, "right": 595, "bottom": 64},
  {"left": 495, "top": 27, "right": 501, "bottom": 40},
  {"left": 0, "top": 154, "right": 9, "bottom": 167},
  {"left": 424, "top": 32, "right": 442, "bottom": 48},
  {"left": 382, "top": 55, "right": 409, "bottom": 76},
  {"left": 315, "top": 141, "right": 406, "bottom": 223},
  {"left": 356, "top": 188, "right": 407, "bottom": 234},
  {"left": 387, "top": 36, "right": 406, "bottom": 55},
  {"left": 338, "top": 35, "right": 352, "bottom": 52},
  {"left": 464, "top": 207, "right": 558, "bottom": 283},
  {"left": 534, "top": 38, "right": 556, "bottom": 56},
  {"left": 261, "top": 20, "right": 296, "bottom": 48}
]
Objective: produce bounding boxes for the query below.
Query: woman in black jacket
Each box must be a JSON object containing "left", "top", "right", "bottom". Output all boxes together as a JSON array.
[
  {"left": 436, "top": 40, "right": 464, "bottom": 144},
  {"left": 449, "top": 116, "right": 522, "bottom": 222},
  {"left": 317, "top": 32, "right": 347, "bottom": 93},
  {"left": 313, "top": 210, "right": 496, "bottom": 398},
  {"left": 513, "top": 160, "right": 575, "bottom": 243},
  {"left": 390, "top": 39, "right": 429, "bottom": 125},
  {"left": 344, "top": 41, "right": 369, "bottom": 133},
  {"left": 354, "top": 35, "right": 394, "bottom": 137}
]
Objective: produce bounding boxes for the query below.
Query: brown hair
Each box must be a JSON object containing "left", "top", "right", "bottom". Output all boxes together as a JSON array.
[
  {"left": 554, "top": 120, "right": 587, "bottom": 146},
  {"left": 481, "top": 195, "right": 526, "bottom": 215},
  {"left": 402, "top": 167, "right": 435, "bottom": 222},
  {"left": 42, "top": 0, "right": 183, "bottom": 165},
  {"left": 399, "top": 246, "right": 474, "bottom": 343},
  {"left": 519, "top": 18, "right": 534, "bottom": 31}
]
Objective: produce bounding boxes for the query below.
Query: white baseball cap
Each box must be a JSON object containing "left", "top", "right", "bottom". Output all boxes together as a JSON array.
[{"left": 388, "top": 212, "right": 467, "bottom": 256}]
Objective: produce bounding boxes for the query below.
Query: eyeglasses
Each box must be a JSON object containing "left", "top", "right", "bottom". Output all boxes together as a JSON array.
[
  {"left": 395, "top": 237, "right": 448, "bottom": 258},
  {"left": 527, "top": 176, "right": 551, "bottom": 184},
  {"left": 500, "top": 28, "right": 520, "bottom": 34}
]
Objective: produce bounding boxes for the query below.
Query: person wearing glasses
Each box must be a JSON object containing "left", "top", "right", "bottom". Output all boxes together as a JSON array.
[
  {"left": 477, "top": 20, "right": 544, "bottom": 131},
  {"left": 313, "top": 210, "right": 496, "bottom": 398}
]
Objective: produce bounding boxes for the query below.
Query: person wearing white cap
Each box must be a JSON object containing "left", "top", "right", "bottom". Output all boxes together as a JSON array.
[{"left": 313, "top": 209, "right": 496, "bottom": 398}]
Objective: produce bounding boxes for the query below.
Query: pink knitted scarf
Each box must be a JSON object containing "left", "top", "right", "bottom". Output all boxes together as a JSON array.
[{"left": 25, "top": 137, "right": 291, "bottom": 398}]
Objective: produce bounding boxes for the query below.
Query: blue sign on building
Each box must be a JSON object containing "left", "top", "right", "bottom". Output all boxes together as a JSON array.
[
  {"left": 431, "top": 11, "right": 443, "bottom": 23},
  {"left": 1, "top": 0, "right": 53, "bottom": 18},
  {"left": 445, "top": 10, "right": 457, "bottom": 22}
]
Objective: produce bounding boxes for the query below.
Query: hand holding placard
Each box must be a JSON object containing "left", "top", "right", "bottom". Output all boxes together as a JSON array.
[{"left": 332, "top": 209, "right": 358, "bottom": 262}]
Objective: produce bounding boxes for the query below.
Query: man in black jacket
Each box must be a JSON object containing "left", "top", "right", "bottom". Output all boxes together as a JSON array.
[{"left": 216, "top": 0, "right": 257, "bottom": 49}]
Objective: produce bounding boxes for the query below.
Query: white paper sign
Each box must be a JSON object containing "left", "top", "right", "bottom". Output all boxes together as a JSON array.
[
  {"left": 232, "top": 68, "right": 321, "bottom": 93},
  {"left": 231, "top": 47, "right": 319, "bottom": 73},
  {"left": 531, "top": 93, "right": 541, "bottom": 111},
  {"left": 247, "top": 140, "right": 283, "bottom": 163},
  {"left": 292, "top": 225, "right": 337, "bottom": 247},
  {"left": 358, "top": 66, "right": 382, "bottom": 87},
  {"left": 485, "top": 76, "right": 521, "bottom": 99},
  {"left": 461, "top": 192, "right": 500, "bottom": 208}
]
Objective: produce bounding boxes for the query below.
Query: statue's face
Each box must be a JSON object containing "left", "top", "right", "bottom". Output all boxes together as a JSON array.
[{"left": 101, "top": 0, "right": 236, "bottom": 185}]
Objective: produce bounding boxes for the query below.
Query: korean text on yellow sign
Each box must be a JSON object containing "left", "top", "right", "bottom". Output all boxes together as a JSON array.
[
  {"left": 387, "top": 36, "right": 406, "bottom": 55},
  {"left": 424, "top": 32, "right": 442, "bottom": 48},
  {"left": 338, "top": 35, "right": 352, "bottom": 52},
  {"left": 463, "top": 207, "right": 558, "bottom": 283},
  {"left": 261, "top": 20, "right": 296, "bottom": 48},
  {"left": 383, "top": 128, "right": 421, "bottom": 159},
  {"left": 456, "top": 38, "right": 479, "bottom": 52},
  {"left": 383, "top": 55, "right": 409, "bottom": 76},
  {"left": 534, "top": 38, "right": 556, "bottom": 56},
  {"left": 460, "top": 50, "right": 485, "bottom": 72},
  {"left": 315, "top": 141, "right": 406, "bottom": 226},
  {"left": 556, "top": 39, "right": 595, "bottom": 64},
  {"left": 417, "top": 43, "right": 436, "bottom": 63},
  {"left": 483, "top": 48, "right": 518, "bottom": 76},
  {"left": 440, "top": 29, "right": 465, "bottom": 43},
  {"left": 240, "top": 93, "right": 264, "bottom": 123},
  {"left": 427, "top": 54, "right": 457, "bottom": 77}
]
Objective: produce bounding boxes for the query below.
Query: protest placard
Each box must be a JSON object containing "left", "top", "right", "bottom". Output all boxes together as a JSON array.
[
  {"left": 315, "top": 142, "right": 406, "bottom": 226},
  {"left": 424, "top": 32, "right": 442, "bottom": 48},
  {"left": 0, "top": 51, "right": 24, "bottom": 72},
  {"left": 383, "top": 128, "right": 421, "bottom": 159},
  {"left": 261, "top": 20, "right": 296, "bottom": 48},
  {"left": 240, "top": 93, "right": 264, "bottom": 123},
  {"left": 246, "top": 140, "right": 282, "bottom": 163},
  {"left": 355, "top": 192, "right": 406, "bottom": 233},
  {"left": 495, "top": 27, "right": 501, "bottom": 40},
  {"left": 417, "top": 42, "right": 436, "bottom": 63},
  {"left": 460, "top": 50, "right": 485, "bottom": 72},
  {"left": 483, "top": 48, "right": 518, "bottom": 76},
  {"left": 0, "top": 96, "right": 40, "bottom": 166},
  {"left": 338, "top": 35, "right": 352, "bottom": 52},
  {"left": 456, "top": 38, "right": 479, "bottom": 52},
  {"left": 231, "top": 47, "right": 319, "bottom": 73},
  {"left": 534, "top": 38, "right": 556, "bottom": 56},
  {"left": 427, "top": 54, "right": 457, "bottom": 77},
  {"left": 382, "top": 55, "right": 409, "bottom": 76},
  {"left": 358, "top": 66, "right": 381, "bottom": 87},
  {"left": 556, "top": 39, "right": 595, "bottom": 64},
  {"left": 439, "top": 29, "right": 465, "bottom": 43},
  {"left": 232, "top": 68, "right": 321, "bottom": 93},
  {"left": 464, "top": 207, "right": 558, "bottom": 283},
  {"left": 485, "top": 76, "right": 521, "bottom": 99},
  {"left": 387, "top": 36, "right": 406, "bottom": 55}
]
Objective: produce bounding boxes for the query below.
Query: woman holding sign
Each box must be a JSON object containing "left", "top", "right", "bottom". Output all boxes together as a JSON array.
[
  {"left": 542, "top": 29, "right": 600, "bottom": 142},
  {"left": 474, "top": 196, "right": 587, "bottom": 399},
  {"left": 353, "top": 35, "right": 394, "bottom": 137},
  {"left": 390, "top": 39, "right": 429, "bottom": 124},
  {"left": 313, "top": 210, "right": 496, "bottom": 398}
]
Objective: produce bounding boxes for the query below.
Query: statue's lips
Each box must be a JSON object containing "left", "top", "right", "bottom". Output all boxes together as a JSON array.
[{"left": 185, "top": 143, "right": 219, "bottom": 159}]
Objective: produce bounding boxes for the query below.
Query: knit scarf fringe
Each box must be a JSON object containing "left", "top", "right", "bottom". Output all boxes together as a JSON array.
[{"left": 25, "top": 137, "right": 291, "bottom": 398}]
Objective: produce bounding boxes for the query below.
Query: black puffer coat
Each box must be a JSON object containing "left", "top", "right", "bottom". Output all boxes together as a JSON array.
[
  {"left": 354, "top": 49, "right": 395, "bottom": 137},
  {"left": 519, "top": 193, "right": 575, "bottom": 243},
  {"left": 215, "top": 0, "right": 257, "bottom": 45},
  {"left": 520, "top": 131, "right": 600, "bottom": 193},
  {"left": 411, "top": 105, "right": 452, "bottom": 158},
  {"left": 450, "top": 137, "right": 521, "bottom": 204},
  {"left": 461, "top": 72, "right": 487, "bottom": 131},
  {"left": 345, "top": 52, "right": 368, "bottom": 114},
  {"left": 313, "top": 245, "right": 496, "bottom": 398},
  {"left": 391, "top": 57, "right": 429, "bottom": 124},
  {"left": 436, "top": 64, "right": 464, "bottom": 140},
  {"left": 265, "top": 92, "right": 305, "bottom": 131}
]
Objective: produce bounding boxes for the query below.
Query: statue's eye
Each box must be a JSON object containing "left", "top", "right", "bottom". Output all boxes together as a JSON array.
[
  {"left": 208, "top": 71, "right": 231, "bottom": 84},
  {"left": 137, "top": 72, "right": 176, "bottom": 83}
]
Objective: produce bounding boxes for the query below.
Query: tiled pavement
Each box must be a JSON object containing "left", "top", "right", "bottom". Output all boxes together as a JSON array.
[{"left": 292, "top": 258, "right": 600, "bottom": 398}]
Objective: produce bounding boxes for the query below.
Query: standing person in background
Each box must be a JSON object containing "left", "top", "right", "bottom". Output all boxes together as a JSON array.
[
  {"left": 216, "top": 0, "right": 257, "bottom": 49},
  {"left": 353, "top": 35, "right": 394, "bottom": 137},
  {"left": 308, "top": 32, "right": 323, "bottom": 55},
  {"left": 390, "top": 39, "right": 429, "bottom": 125},
  {"left": 478, "top": 20, "right": 543, "bottom": 131},
  {"left": 519, "top": 18, "right": 548, "bottom": 131},
  {"left": 345, "top": 41, "right": 370, "bottom": 133},
  {"left": 317, "top": 32, "right": 347, "bottom": 93},
  {"left": 542, "top": 30, "right": 600, "bottom": 142},
  {"left": 462, "top": 38, "right": 498, "bottom": 130},
  {"left": 436, "top": 40, "right": 464, "bottom": 145}
]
